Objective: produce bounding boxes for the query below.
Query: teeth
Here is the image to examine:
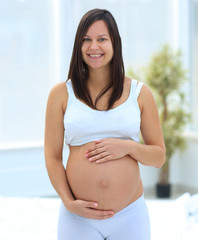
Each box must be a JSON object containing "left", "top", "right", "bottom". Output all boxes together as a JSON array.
[{"left": 89, "top": 54, "right": 102, "bottom": 58}]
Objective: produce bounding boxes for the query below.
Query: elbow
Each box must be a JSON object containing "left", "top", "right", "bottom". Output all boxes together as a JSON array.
[
  {"left": 155, "top": 158, "right": 165, "bottom": 169},
  {"left": 45, "top": 157, "right": 52, "bottom": 173},
  {"left": 44, "top": 153, "right": 51, "bottom": 169},
  {"left": 45, "top": 156, "right": 61, "bottom": 171},
  {"left": 155, "top": 147, "right": 166, "bottom": 168},
  {"left": 45, "top": 158, "right": 51, "bottom": 170}
]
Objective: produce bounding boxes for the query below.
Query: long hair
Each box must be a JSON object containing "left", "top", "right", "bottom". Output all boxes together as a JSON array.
[{"left": 67, "top": 8, "right": 125, "bottom": 110}]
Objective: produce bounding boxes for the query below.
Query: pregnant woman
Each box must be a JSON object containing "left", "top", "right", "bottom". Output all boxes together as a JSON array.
[{"left": 44, "top": 8, "right": 165, "bottom": 240}]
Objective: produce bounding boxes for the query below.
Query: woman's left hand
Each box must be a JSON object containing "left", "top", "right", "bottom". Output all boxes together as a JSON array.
[{"left": 85, "top": 138, "right": 129, "bottom": 163}]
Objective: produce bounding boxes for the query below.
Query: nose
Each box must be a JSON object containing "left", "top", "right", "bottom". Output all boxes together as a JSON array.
[{"left": 90, "top": 40, "right": 99, "bottom": 50}]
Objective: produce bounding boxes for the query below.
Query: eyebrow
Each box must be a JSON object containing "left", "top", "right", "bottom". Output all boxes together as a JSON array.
[{"left": 84, "top": 34, "right": 109, "bottom": 37}]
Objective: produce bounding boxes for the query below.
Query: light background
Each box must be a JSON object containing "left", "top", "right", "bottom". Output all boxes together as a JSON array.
[{"left": 0, "top": 0, "right": 197, "bottom": 197}]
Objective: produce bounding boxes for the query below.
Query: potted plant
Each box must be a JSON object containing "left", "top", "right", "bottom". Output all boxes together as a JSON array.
[{"left": 143, "top": 44, "right": 191, "bottom": 197}]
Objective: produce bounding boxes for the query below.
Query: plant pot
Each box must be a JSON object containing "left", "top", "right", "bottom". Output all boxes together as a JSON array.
[{"left": 156, "top": 183, "right": 171, "bottom": 198}]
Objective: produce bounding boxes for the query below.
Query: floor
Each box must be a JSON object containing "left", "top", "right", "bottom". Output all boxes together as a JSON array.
[
  {"left": 0, "top": 193, "right": 198, "bottom": 240},
  {"left": 144, "top": 188, "right": 187, "bottom": 200}
]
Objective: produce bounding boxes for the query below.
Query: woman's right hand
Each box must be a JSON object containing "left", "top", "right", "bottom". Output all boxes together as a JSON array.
[{"left": 67, "top": 199, "right": 115, "bottom": 220}]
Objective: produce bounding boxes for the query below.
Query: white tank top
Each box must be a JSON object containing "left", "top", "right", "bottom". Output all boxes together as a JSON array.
[{"left": 64, "top": 79, "right": 143, "bottom": 146}]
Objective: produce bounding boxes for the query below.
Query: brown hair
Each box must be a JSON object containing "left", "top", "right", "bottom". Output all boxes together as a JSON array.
[{"left": 67, "top": 8, "right": 125, "bottom": 110}]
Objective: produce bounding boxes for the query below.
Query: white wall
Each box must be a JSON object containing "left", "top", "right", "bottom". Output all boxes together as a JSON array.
[
  {"left": 0, "top": 146, "right": 67, "bottom": 197},
  {"left": 179, "top": 135, "right": 198, "bottom": 190}
]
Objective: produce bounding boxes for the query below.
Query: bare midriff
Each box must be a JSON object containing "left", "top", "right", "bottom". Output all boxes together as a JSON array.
[{"left": 66, "top": 141, "right": 144, "bottom": 213}]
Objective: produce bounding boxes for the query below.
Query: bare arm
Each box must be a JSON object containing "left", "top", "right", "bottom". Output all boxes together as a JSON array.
[
  {"left": 44, "top": 82, "right": 74, "bottom": 207},
  {"left": 126, "top": 84, "right": 165, "bottom": 168},
  {"left": 44, "top": 82, "right": 114, "bottom": 219}
]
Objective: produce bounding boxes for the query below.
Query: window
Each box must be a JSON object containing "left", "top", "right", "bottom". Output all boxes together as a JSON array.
[
  {"left": 191, "top": 0, "right": 198, "bottom": 131},
  {"left": 0, "top": 0, "right": 58, "bottom": 147}
]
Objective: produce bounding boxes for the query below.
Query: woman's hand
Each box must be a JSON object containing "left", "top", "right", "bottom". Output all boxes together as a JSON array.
[
  {"left": 67, "top": 199, "right": 115, "bottom": 220},
  {"left": 85, "top": 138, "right": 129, "bottom": 163}
]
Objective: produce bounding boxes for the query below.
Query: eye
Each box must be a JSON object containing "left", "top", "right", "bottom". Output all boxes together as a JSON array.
[
  {"left": 99, "top": 38, "right": 107, "bottom": 42},
  {"left": 82, "top": 38, "right": 91, "bottom": 42}
]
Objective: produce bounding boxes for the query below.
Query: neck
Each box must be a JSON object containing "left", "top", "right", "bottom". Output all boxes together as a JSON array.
[{"left": 88, "top": 67, "right": 111, "bottom": 90}]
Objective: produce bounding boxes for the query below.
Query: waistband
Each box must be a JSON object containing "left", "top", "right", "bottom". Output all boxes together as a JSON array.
[
  {"left": 114, "top": 194, "right": 145, "bottom": 217},
  {"left": 72, "top": 194, "right": 146, "bottom": 223}
]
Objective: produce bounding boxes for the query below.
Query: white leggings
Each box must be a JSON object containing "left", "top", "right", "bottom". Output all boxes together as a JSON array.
[{"left": 57, "top": 194, "right": 150, "bottom": 240}]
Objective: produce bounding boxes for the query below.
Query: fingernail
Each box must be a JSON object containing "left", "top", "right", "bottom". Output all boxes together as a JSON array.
[
  {"left": 85, "top": 154, "right": 88, "bottom": 158},
  {"left": 94, "top": 203, "right": 98, "bottom": 207},
  {"left": 89, "top": 158, "right": 92, "bottom": 161}
]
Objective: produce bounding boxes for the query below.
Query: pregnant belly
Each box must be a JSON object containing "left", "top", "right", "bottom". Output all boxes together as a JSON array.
[{"left": 66, "top": 142, "right": 143, "bottom": 212}]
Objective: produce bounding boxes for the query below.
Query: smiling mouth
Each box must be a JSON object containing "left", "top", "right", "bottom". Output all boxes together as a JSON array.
[{"left": 88, "top": 54, "right": 104, "bottom": 58}]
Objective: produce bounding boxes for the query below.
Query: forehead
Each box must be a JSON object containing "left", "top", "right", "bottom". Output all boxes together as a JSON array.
[{"left": 85, "top": 20, "right": 109, "bottom": 36}]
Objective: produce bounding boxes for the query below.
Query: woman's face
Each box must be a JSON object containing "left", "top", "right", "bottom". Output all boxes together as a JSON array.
[{"left": 81, "top": 20, "right": 114, "bottom": 71}]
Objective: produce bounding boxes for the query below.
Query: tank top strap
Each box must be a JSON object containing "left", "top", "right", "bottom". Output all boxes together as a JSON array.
[
  {"left": 66, "top": 79, "right": 76, "bottom": 100},
  {"left": 130, "top": 79, "right": 144, "bottom": 100}
]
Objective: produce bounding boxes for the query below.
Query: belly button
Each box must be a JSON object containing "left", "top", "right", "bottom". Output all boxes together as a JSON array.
[{"left": 98, "top": 177, "right": 110, "bottom": 189}]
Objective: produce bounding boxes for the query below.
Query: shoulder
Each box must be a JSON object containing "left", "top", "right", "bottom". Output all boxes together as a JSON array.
[
  {"left": 49, "top": 81, "right": 67, "bottom": 94},
  {"left": 125, "top": 76, "right": 144, "bottom": 90},
  {"left": 124, "top": 75, "right": 154, "bottom": 102},
  {"left": 47, "top": 81, "right": 68, "bottom": 113},
  {"left": 138, "top": 83, "right": 157, "bottom": 113},
  {"left": 139, "top": 83, "right": 153, "bottom": 98},
  {"left": 125, "top": 76, "right": 155, "bottom": 113}
]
